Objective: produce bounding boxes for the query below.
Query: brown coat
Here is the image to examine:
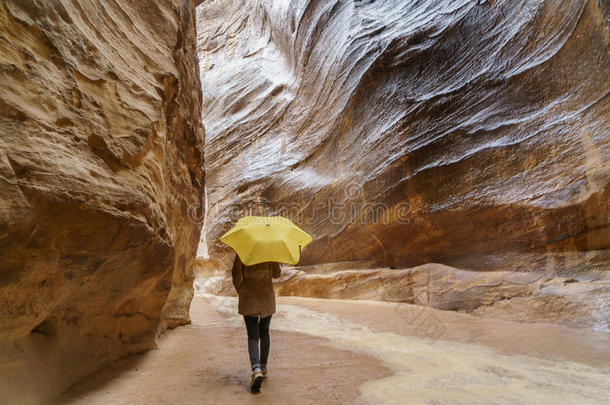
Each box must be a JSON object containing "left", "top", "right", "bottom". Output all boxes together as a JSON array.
[{"left": 231, "top": 255, "right": 281, "bottom": 317}]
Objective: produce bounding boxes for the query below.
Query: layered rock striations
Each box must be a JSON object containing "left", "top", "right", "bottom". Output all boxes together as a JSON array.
[
  {"left": 196, "top": 0, "right": 609, "bottom": 327},
  {"left": 0, "top": 0, "right": 204, "bottom": 401},
  {"left": 198, "top": 1, "right": 609, "bottom": 275}
]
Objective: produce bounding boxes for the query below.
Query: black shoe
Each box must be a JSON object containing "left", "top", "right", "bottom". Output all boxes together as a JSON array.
[{"left": 250, "top": 369, "right": 264, "bottom": 393}]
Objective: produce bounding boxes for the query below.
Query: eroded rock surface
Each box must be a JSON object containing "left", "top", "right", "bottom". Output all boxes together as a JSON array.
[
  {"left": 196, "top": 0, "right": 609, "bottom": 327},
  {"left": 198, "top": 0, "right": 609, "bottom": 274},
  {"left": 0, "top": 0, "right": 204, "bottom": 402}
]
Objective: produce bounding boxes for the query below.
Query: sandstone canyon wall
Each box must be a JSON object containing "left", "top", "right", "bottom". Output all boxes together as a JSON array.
[
  {"left": 196, "top": 0, "right": 609, "bottom": 327},
  {"left": 0, "top": 0, "right": 204, "bottom": 402}
]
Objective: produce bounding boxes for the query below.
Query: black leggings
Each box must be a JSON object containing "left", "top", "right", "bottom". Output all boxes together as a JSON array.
[{"left": 243, "top": 315, "right": 271, "bottom": 370}]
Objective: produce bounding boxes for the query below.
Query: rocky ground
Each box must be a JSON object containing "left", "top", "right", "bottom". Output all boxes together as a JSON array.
[{"left": 55, "top": 294, "right": 610, "bottom": 404}]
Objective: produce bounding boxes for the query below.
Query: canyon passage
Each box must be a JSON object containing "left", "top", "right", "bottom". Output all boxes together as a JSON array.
[{"left": 1, "top": 0, "right": 609, "bottom": 404}]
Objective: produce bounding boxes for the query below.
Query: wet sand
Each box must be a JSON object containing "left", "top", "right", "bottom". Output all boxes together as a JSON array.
[
  {"left": 55, "top": 296, "right": 390, "bottom": 404},
  {"left": 56, "top": 295, "right": 610, "bottom": 404}
]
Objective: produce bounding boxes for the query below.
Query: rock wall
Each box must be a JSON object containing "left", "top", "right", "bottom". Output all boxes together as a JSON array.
[
  {"left": 0, "top": 0, "right": 204, "bottom": 402},
  {"left": 196, "top": 261, "right": 609, "bottom": 332},
  {"left": 197, "top": 0, "right": 609, "bottom": 275}
]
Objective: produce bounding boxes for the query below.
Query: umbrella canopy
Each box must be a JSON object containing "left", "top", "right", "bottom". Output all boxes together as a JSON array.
[{"left": 220, "top": 216, "right": 312, "bottom": 266}]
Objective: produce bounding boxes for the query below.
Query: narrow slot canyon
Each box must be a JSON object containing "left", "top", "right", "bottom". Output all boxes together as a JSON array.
[{"left": 1, "top": 0, "right": 609, "bottom": 404}]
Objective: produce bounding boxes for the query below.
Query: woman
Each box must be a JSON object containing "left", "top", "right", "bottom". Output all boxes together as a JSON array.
[{"left": 231, "top": 253, "right": 281, "bottom": 393}]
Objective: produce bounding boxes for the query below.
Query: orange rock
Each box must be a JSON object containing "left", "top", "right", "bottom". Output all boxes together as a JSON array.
[
  {"left": 198, "top": 0, "right": 609, "bottom": 278},
  {"left": 0, "top": 0, "right": 204, "bottom": 401}
]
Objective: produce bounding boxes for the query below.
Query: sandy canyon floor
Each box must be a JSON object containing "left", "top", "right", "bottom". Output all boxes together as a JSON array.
[{"left": 55, "top": 294, "right": 610, "bottom": 404}]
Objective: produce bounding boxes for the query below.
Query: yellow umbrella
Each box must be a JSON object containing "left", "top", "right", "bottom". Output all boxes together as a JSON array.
[{"left": 220, "top": 216, "right": 312, "bottom": 266}]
